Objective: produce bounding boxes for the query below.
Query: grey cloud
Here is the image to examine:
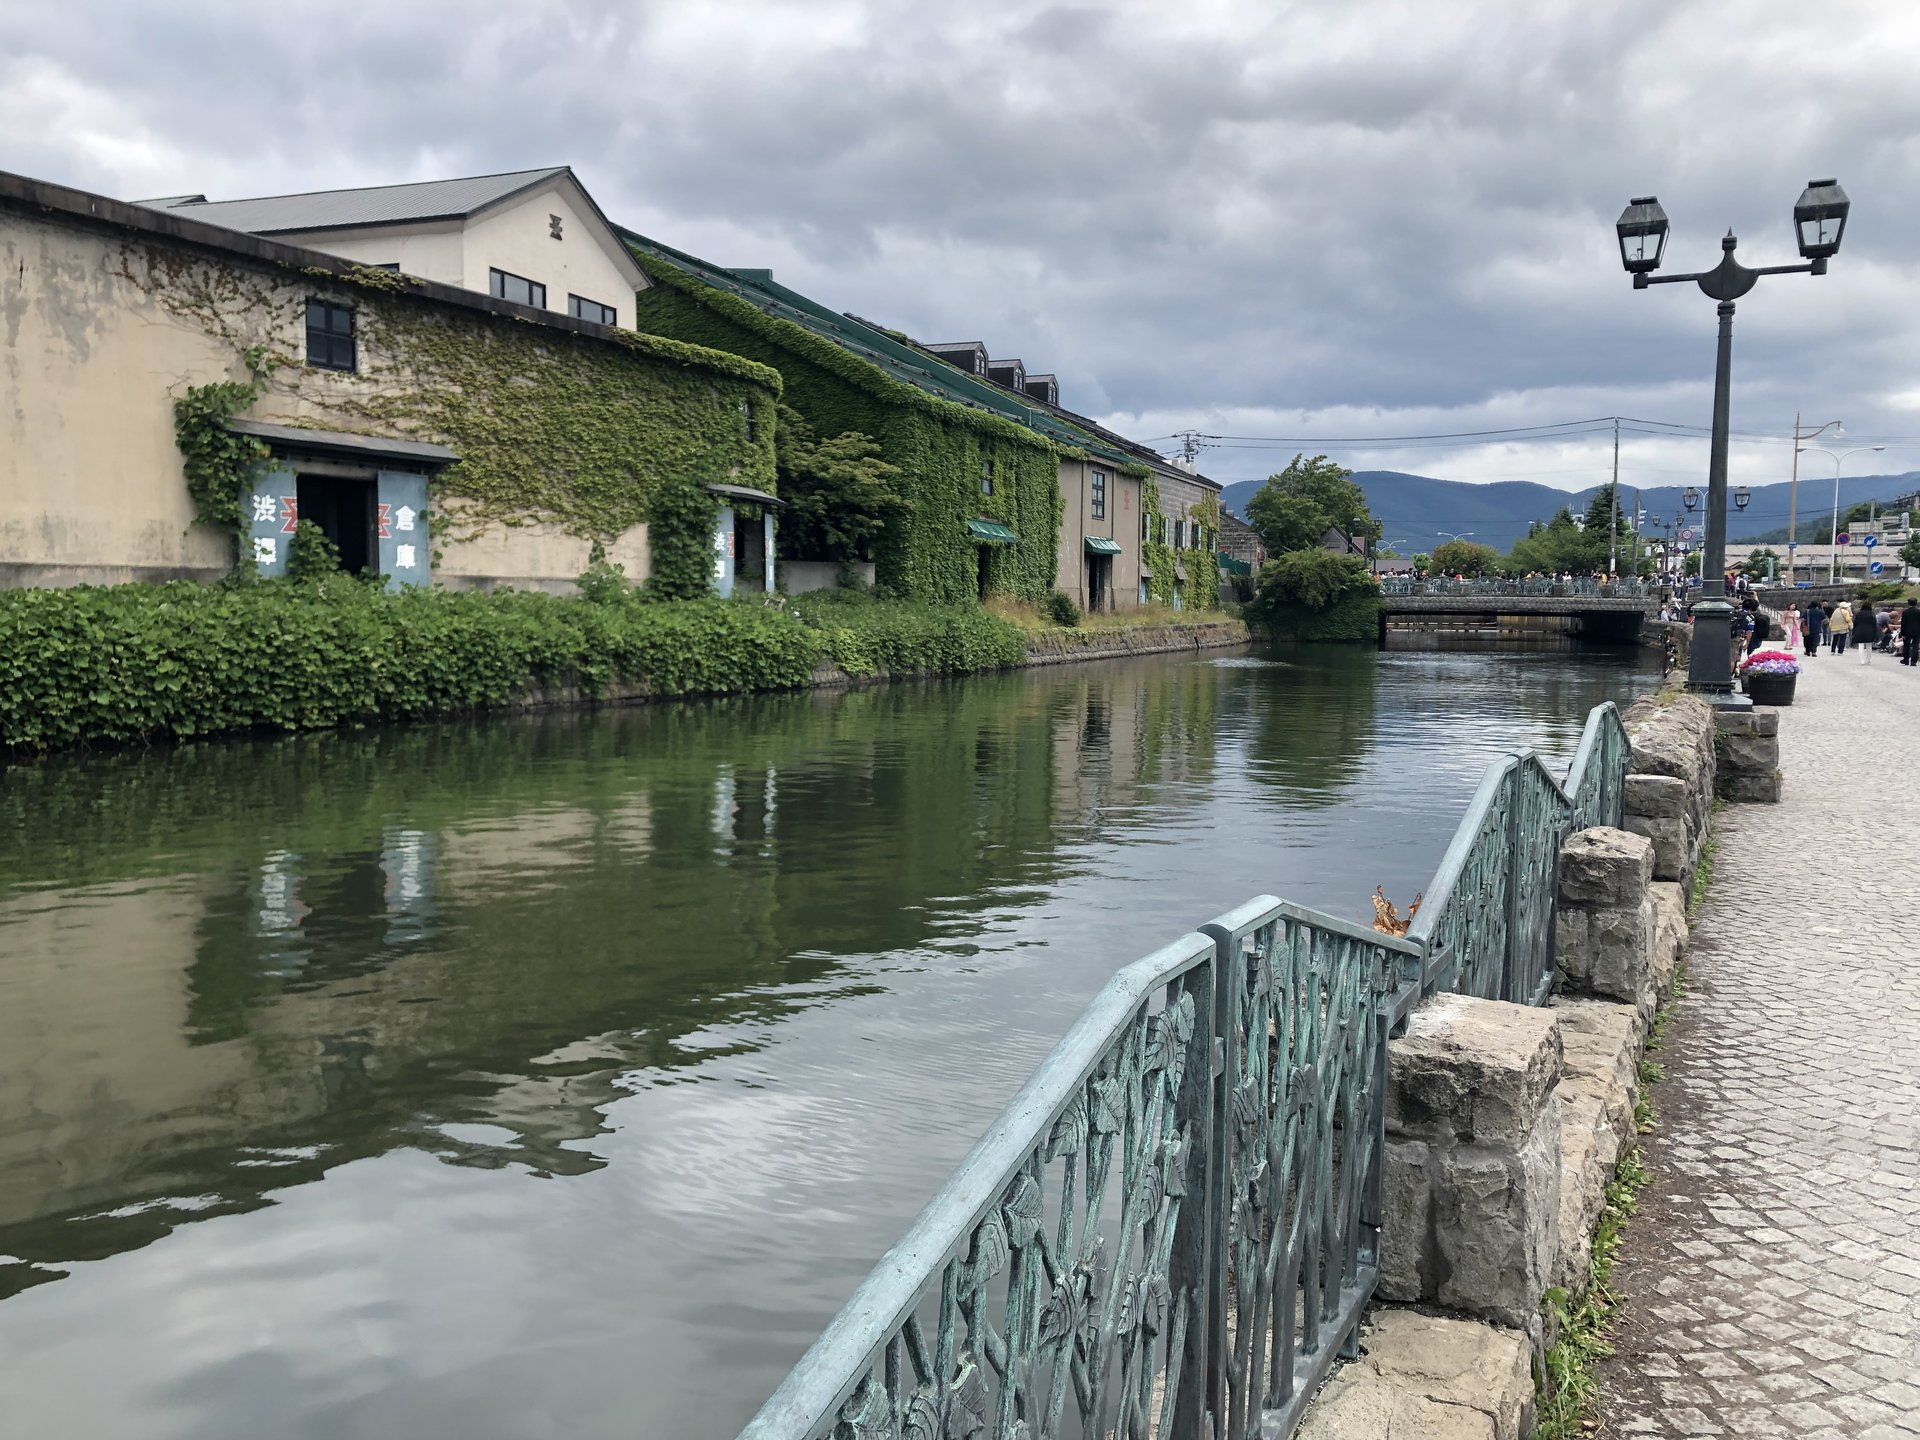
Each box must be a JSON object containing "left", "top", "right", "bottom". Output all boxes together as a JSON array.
[{"left": 4, "top": 0, "right": 1918, "bottom": 496}]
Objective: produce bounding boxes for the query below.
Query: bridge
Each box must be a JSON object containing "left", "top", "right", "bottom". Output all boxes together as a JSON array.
[{"left": 1378, "top": 578, "right": 1661, "bottom": 642}]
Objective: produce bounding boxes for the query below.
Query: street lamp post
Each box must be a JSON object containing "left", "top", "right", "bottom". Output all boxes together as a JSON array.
[
  {"left": 1616, "top": 180, "right": 1851, "bottom": 701},
  {"left": 1807, "top": 446, "right": 1887, "bottom": 582}
]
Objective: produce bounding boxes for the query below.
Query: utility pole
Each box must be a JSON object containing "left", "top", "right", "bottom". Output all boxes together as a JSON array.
[
  {"left": 1173, "top": 431, "right": 1203, "bottom": 466},
  {"left": 1610, "top": 416, "right": 1620, "bottom": 576}
]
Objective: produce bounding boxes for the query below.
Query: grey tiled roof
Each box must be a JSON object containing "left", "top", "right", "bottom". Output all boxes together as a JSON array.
[{"left": 144, "top": 168, "right": 569, "bottom": 235}]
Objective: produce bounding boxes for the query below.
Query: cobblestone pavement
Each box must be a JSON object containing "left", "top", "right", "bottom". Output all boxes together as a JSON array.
[{"left": 1599, "top": 651, "right": 1920, "bottom": 1437}]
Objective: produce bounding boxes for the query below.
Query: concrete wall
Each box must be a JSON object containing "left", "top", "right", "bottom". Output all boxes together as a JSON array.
[
  {"left": 780, "top": 559, "right": 874, "bottom": 594},
  {"left": 0, "top": 200, "right": 670, "bottom": 592},
  {"left": 1054, "top": 458, "right": 1143, "bottom": 612}
]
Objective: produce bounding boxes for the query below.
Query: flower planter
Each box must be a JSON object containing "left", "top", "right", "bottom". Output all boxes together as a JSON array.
[{"left": 1745, "top": 672, "right": 1797, "bottom": 706}]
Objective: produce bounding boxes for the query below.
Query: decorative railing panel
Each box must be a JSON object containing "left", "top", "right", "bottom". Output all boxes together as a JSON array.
[
  {"left": 740, "top": 703, "right": 1634, "bottom": 1440},
  {"left": 1378, "top": 577, "right": 1655, "bottom": 599}
]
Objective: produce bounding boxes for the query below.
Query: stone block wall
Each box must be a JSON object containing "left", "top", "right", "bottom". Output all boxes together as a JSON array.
[
  {"left": 1620, "top": 696, "right": 1716, "bottom": 889},
  {"left": 1713, "top": 706, "right": 1783, "bottom": 803},
  {"left": 1379, "top": 994, "right": 1563, "bottom": 1337}
]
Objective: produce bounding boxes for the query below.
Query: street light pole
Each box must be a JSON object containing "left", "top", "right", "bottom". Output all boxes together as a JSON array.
[
  {"left": 1808, "top": 446, "right": 1887, "bottom": 583},
  {"left": 1789, "top": 417, "right": 1843, "bottom": 580},
  {"left": 1615, "top": 181, "right": 1851, "bottom": 702}
]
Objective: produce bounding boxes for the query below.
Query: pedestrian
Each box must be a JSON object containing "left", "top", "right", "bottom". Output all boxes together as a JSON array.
[
  {"left": 1830, "top": 599, "right": 1853, "bottom": 655},
  {"left": 1852, "top": 595, "right": 1879, "bottom": 664},
  {"left": 1901, "top": 598, "right": 1920, "bottom": 667},
  {"left": 1803, "top": 600, "right": 1825, "bottom": 656},
  {"left": 1743, "top": 596, "right": 1770, "bottom": 655},
  {"left": 1783, "top": 602, "right": 1803, "bottom": 651}
]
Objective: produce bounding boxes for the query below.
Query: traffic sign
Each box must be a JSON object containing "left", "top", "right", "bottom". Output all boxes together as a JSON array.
[
  {"left": 1870, "top": 560, "right": 1885, "bottom": 576},
  {"left": 1864, "top": 534, "right": 1879, "bottom": 548},
  {"left": 1836, "top": 533, "right": 1851, "bottom": 545},
  {"left": 1680, "top": 527, "right": 1695, "bottom": 541}
]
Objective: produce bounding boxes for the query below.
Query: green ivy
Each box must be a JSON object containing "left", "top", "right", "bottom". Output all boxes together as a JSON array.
[
  {"left": 787, "top": 590, "right": 1026, "bottom": 677},
  {"left": 1139, "top": 474, "right": 1222, "bottom": 607},
  {"left": 643, "top": 470, "right": 723, "bottom": 600},
  {"left": 118, "top": 240, "right": 781, "bottom": 560},
  {"left": 172, "top": 345, "right": 276, "bottom": 542},
  {"left": 629, "top": 251, "right": 1066, "bottom": 603}
]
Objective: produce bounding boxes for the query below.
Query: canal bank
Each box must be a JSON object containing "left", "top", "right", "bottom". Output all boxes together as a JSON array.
[{"left": 0, "top": 641, "right": 1653, "bottom": 1440}]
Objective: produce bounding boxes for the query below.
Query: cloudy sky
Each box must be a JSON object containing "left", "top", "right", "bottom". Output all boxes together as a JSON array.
[{"left": 6, "top": 0, "right": 1919, "bottom": 500}]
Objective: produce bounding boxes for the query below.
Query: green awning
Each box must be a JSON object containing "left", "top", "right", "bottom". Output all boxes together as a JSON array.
[
  {"left": 1084, "top": 535, "right": 1123, "bottom": 556},
  {"left": 966, "top": 518, "right": 1018, "bottom": 545}
]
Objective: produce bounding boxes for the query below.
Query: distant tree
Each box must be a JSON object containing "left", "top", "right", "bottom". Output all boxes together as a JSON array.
[
  {"left": 1745, "top": 547, "right": 1782, "bottom": 579},
  {"left": 1409, "top": 551, "right": 1432, "bottom": 573},
  {"left": 1900, "top": 532, "right": 1920, "bottom": 574},
  {"left": 1507, "top": 506, "right": 1606, "bottom": 574},
  {"left": 1244, "top": 454, "right": 1382, "bottom": 556},
  {"left": 1430, "top": 539, "right": 1501, "bottom": 577},
  {"left": 1253, "top": 550, "right": 1372, "bottom": 609}
]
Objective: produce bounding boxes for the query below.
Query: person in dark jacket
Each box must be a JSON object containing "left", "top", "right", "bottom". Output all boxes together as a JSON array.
[
  {"left": 1852, "top": 595, "right": 1880, "bottom": 665},
  {"left": 1804, "top": 600, "right": 1826, "bottom": 656},
  {"left": 1901, "top": 598, "right": 1920, "bottom": 667},
  {"left": 1743, "top": 596, "right": 1770, "bottom": 655}
]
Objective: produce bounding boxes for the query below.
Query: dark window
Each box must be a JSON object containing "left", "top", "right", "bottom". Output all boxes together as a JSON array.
[
  {"left": 568, "top": 294, "right": 617, "bottom": 326},
  {"left": 296, "top": 475, "right": 376, "bottom": 574},
  {"left": 1142, "top": 510, "right": 1150, "bottom": 540},
  {"left": 490, "top": 268, "right": 546, "bottom": 308},
  {"left": 980, "top": 460, "right": 994, "bottom": 496},
  {"left": 1091, "top": 469, "right": 1107, "bottom": 520},
  {"left": 739, "top": 399, "right": 758, "bottom": 445},
  {"left": 305, "top": 300, "right": 356, "bottom": 371},
  {"left": 370, "top": 262, "right": 401, "bottom": 272}
]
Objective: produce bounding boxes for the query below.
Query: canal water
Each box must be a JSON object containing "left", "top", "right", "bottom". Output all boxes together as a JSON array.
[{"left": 0, "top": 643, "right": 1654, "bottom": 1439}]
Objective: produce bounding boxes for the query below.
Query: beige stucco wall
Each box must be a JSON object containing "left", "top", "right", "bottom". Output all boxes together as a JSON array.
[
  {"left": 457, "top": 178, "right": 645, "bottom": 326},
  {"left": 1, "top": 210, "right": 242, "bottom": 584},
  {"left": 1054, "top": 458, "right": 1144, "bottom": 612},
  {"left": 434, "top": 513, "right": 651, "bottom": 594},
  {"left": 280, "top": 219, "right": 468, "bottom": 287},
  {"left": 0, "top": 203, "right": 680, "bottom": 591}
]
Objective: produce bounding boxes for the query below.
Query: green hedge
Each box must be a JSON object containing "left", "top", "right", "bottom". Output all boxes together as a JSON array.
[
  {"left": 788, "top": 590, "right": 1026, "bottom": 677},
  {"left": 0, "top": 582, "right": 1038, "bottom": 753},
  {"left": 0, "top": 582, "right": 822, "bottom": 752}
]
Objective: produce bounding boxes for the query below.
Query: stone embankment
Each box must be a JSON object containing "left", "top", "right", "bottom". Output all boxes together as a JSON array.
[
  {"left": 1018, "top": 618, "right": 1248, "bottom": 665},
  {"left": 1301, "top": 692, "right": 1774, "bottom": 1440}
]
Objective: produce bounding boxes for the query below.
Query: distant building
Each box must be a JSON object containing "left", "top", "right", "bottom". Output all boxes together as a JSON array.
[{"left": 140, "top": 167, "right": 648, "bottom": 329}]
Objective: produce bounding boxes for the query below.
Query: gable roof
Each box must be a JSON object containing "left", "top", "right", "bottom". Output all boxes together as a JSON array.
[
  {"left": 622, "top": 230, "right": 1141, "bottom": 467},
  {"left": 141, "top": 167, "right": 572, "bottom": 235}
]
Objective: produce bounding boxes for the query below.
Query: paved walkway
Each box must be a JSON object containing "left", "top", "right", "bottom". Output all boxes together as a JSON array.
[{"left": 1599, "top": 647, "right": 1920, "bottom": 1437}]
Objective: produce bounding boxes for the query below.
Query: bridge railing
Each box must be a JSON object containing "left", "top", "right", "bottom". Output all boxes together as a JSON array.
[
  {"left": 1378, "top": 577, "right": 1655, "bottom": 599},
  {"left": 739, "top": 701, "right": 1633, "bottom": 1440}
]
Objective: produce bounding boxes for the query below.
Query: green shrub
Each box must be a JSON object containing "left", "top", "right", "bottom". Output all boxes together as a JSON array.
[
  {"left": 286, "top": 520, "right": 344, "bottom": 581},
  {"left": 0, "top": 582, "right": 823, "bottom": 752},
  {"left": 574, "top": 540, "right": 632, "bottom": 605},
  {"left": 1043, "top": 590, "right": 1080, "bottom": 627},
  {"left": 787, "top": 590, "right": 1025, "bottom": 677}
]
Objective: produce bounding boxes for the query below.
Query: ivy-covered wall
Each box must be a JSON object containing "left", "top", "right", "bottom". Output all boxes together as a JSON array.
[
  {"left": 629, "top": 253, "right": 1064, "bottom": 604},
  {"left": 1140, "top": 473, "right": 1223, "bottom": 608},
  {"left": 1, "top": 195, "right": 781, "bottom": 591}
]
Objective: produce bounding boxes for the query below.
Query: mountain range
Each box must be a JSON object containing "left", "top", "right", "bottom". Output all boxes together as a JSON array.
[{"left": 1218, "top": 470, "right": 1920, "bottom": 555}]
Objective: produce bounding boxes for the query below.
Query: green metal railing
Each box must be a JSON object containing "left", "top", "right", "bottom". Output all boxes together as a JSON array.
[
  {"left": 740, "top": 701, "right": 1632, "bottom": 1440},
  {"left": 1378, "top": 577, "right": 1656, "bottom": 599}
]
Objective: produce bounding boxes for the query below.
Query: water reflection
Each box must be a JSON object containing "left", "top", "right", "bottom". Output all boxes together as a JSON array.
[{"left": 0, "top": 643, "right": 1653, "bottom": 1437}]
